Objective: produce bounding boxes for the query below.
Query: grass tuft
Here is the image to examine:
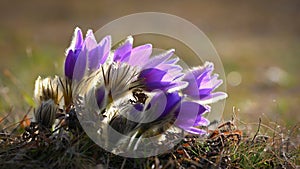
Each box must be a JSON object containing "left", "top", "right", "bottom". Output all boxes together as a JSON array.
[{"left": 0, "top": 111, "right": 299, "bottom": 169}]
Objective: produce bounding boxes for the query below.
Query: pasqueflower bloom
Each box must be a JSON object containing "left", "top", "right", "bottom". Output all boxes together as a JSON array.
[
  {"left": 63, "top": 27, "right": 227, "bottom": 135},
  {"left": 33, "top": 27, "right": 227, "bottom": 145},
  {"left": 182, "top": 62, "right": 227, "bottom": 104},
  {"left": 112, "top": 37, "right": 186, "bottom": 92},
  {"left": 64, "top": 27, "right": 111, "bottom": 81}
]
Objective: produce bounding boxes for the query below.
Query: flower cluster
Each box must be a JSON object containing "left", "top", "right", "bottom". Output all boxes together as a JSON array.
[{"left": 33, "top": 27, "right": 227, "bottom": 140}]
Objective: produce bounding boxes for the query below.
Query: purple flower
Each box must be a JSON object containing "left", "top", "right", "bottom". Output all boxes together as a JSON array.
[
  {"left": 64, "top": 27, "right": 83, "bottom": 79},
  {"left": 61, "top": 28, "right": 227, "bottom": 136},
  {"left": 159, "top": 92, "right": 209, "bottom": 135},
  {"left": 182, "top": 62, "right": 227, "bottom": 104},
  {"left": 113, "top": 40, "right": 186, "bottom": 92},
  {"left": 151, "top": 92, "right": 182, "bottom": 119},
  {"left": 138, "top": 68, "right": 173, "bottom": 91},
  {"left": 124, "top": 91, "right": 209, "bottom": 135},
  {"left": 113, "top": 39, "right": 133, "bottom": 63},
  {"left": 174, "top": 101, "right": 210, "bottom": 135},
  {"left": 93, "top": 37, "right": 225, "bottom": 135},
  {"left": 113, "top": 37, "right": 151, "bottom": 67},
  {"left": 34, "top": 26, "right": 229, "bottom": 150},
  {"left": 137, "top": 49, "right": 186, "bottom": 91},
  {"left": 64, "top": 27, "right": 111, "bottom": 81},
  {"left": 116, "top": 61, "right": 226, "bottom": 135}
]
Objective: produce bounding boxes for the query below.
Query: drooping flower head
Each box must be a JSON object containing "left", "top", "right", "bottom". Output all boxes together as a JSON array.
[
  {"left": 34, "top": 76, "right": 62, "bottom": 105},
  {"left": 33, "top": 76, "right": 60, "bottom": 129}
]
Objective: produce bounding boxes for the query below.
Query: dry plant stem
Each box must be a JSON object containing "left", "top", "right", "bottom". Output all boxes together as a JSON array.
[
  {"left": 120, "top": 158, "right": 127, "bottom": 169},
  {"left": 0, "top": 108, "right": 12, "bottom": 123},
  {"left": 2, "top": 108, "right": 31, "bottom": 132},
  {"left": 252, "top": 117, "right": 261, "bottom": 143}
]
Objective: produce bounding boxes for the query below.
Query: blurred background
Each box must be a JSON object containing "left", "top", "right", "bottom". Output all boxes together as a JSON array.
[{"left": 0, "top": 0, "right": 299, "bottom": 127}]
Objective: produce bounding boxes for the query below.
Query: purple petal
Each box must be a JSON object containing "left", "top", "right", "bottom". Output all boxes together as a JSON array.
[
  {"left": 160, "top": 92, "right": 181, "bottom": 118},
  {"left": 99, "top": 36, "right": 111, "bottom": 64},
  {"left": 133, "top": 103, "right": 144, "bottom": 112},
  {"left": 145, "top": 92, "right": 168, "bottom": 119},
  {"left": 198, "top": 88, "right": 213, "bottom": 98},
  {"left": 73, "top": 27, "right": 83, "bottom": 50},
  {"left": 64, "top": 50, "right": 77, "bottom": 79},
  {"left": 84, "top": 36, "right": 100, "bottom": 70},
  {"left": 195, "top": 69, "right": 212, "bottom": 87},
  {"left": 95, "top": 86, "right": 106, "bottom": 108},
  {"left": 88, "top": 36, "right": 112, "bottom": 70},
  {"left": 139, "top": 68, "right": 178, "bottom": 91},
  {"left": 197, "top": 92, "right": 228, "bottom": 104},
  {"left": 139, "top": 68, "right": 166, "bottom": 82},
  {"left": 86, "top": 29, "right": 96, "bottom": 41},
  {"left": 159, "top": 65, "right": 183, "bottom": 81},
  {"left": 143, "top": 49, "right": 175, "bottom": 69},
  {"left": 88, "top": 46, "right": 102, "bottom": 70},
  {"left": 165, "top": 57, "right": 179, "bottom": 65},
  {"left": 184, "top": 127, "right": 207, "bottom": 135},
  {"left": 144, "top": 82, "right": 175, "bottom": 91},
  {"left": 128, "top": 44, "right": 152, "bottom": 66},
  {"left": 181, "top": 72, "right": 200, "bottom": 98},
  {"left": 194, "top": 116, "right": 210, "bottom": 126},
  {"left": 175, "top": 101, "right": 209, "bottom": 133},
  {"left": 200, "top": 74, "right": 223, "bottom": 91},
  {"left": 145, "top": 92, "right": 181, "bottom": 120},
  {"left": 166, "top": 81, "right": 189, "bottom": 93},
  {"left": 175, "top": 102, "right": 199, "bottom": 128},
  {"left": 191, "top": 62, "right": 214, "bottom": 80},
  {"left": 72, "top": 49, "right": 87, "bottom": 81},
  {"left": 113, "top": 41, "right": 132, "bottom": 62},
  {"left": 84, "top": 32, "right": 97, "bottom": 50},
  {"left": 64, "top": 27, "right": 84, "bottom": 79}
]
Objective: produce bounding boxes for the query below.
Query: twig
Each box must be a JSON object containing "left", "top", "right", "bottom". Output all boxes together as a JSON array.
[
  {"left": 10, "top": 107, "right": 32, "bottom": 134},
  {"left": 252, "top": 118, "right": 261, "bottom": 143},
  {"left": 0, "top": 108, "right": 13, "bottom": 123},
  {"left": 106, "top": 155, "right": 110, "bottom": 169},
  {"left": 120, "top": 158, "right": 127, "bottom": 169}
]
